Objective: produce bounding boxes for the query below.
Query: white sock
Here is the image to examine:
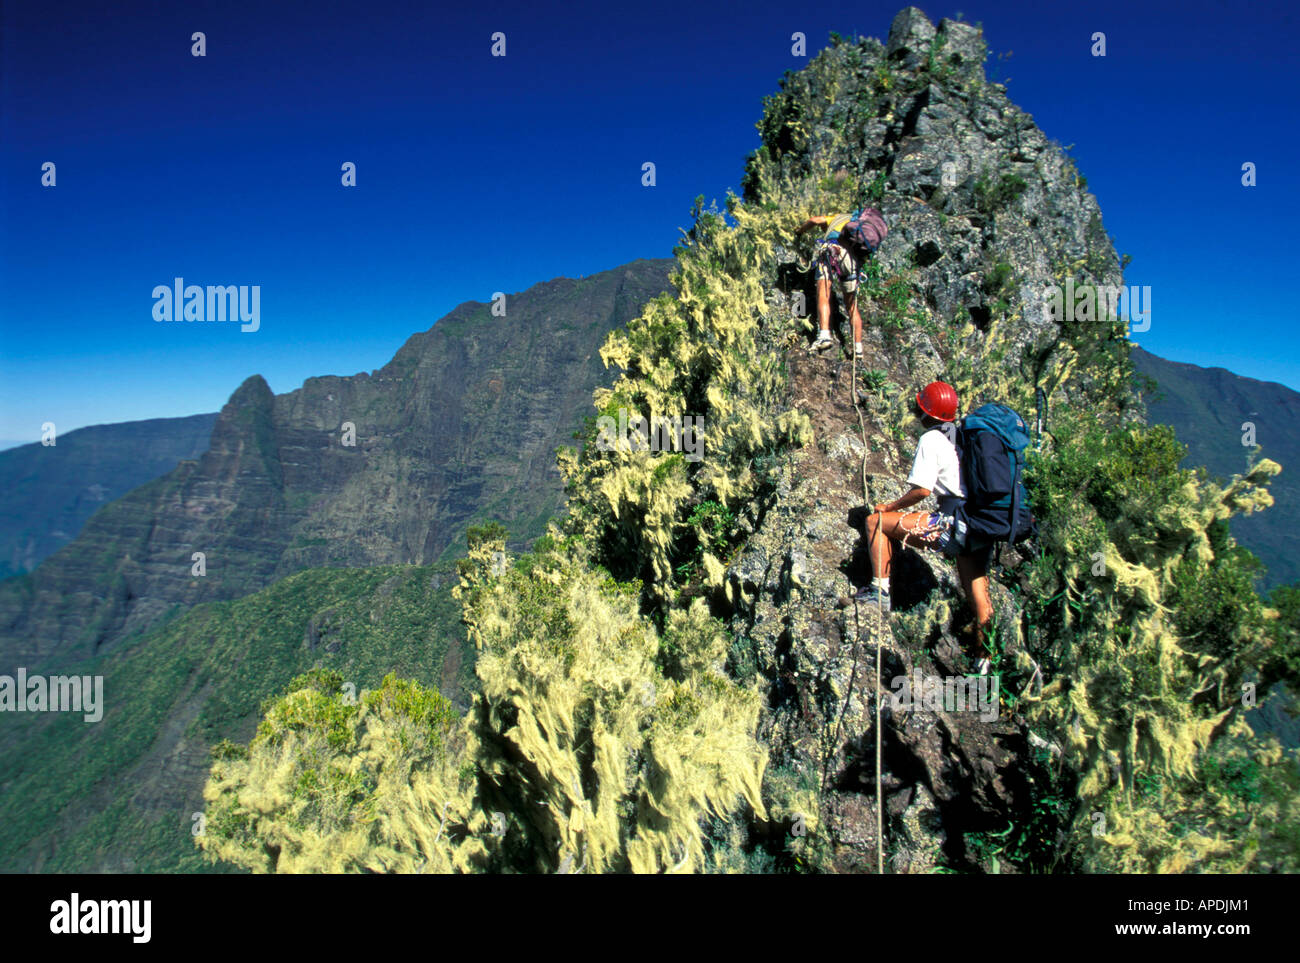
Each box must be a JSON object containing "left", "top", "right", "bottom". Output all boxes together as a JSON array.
[
  {"left": 875, "top": 577, "right": 890, "bottom": 593},
  {"left": 855, "top": 341, "right": 863, "bottom": 351},
  {"left": 816, "top": 330, "right": 832, "bottom": 341}
]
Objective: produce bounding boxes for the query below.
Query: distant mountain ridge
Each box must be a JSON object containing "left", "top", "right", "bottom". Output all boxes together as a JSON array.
[
  {"left": 0, "top": 259, "right": 676, "bottom": 873},
  {"left": 0, "top": 414, "right": 217, "bottom": 580},
  {"left": 0, "top": 258, "right": 675, "bottom": 670},
  {"left": 1132, "top": 346, "right": 1300, "bottom": 588}
]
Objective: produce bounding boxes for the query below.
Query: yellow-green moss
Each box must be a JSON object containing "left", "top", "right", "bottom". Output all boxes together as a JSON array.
[{"left": 455, "top": 534, "right": 766, "bottom": 873}]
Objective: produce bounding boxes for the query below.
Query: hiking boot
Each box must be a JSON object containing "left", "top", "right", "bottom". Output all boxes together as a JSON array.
[
  {"left": 813, "top": 337, "right": 835, "bottom": 352},
  {"left": 851, "top": 584, "right": 891, "bottom": 613}
]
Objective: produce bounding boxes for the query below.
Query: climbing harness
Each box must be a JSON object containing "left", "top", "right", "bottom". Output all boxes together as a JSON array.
[
  {"left": 819, "top": 241, "right": 857, "bottom": 283},
  {"left": 895, "top": 511, "right": 944, "bottom": 545},
  {"left": 791, "top": 236, "right": 866, "bottom": 289}
]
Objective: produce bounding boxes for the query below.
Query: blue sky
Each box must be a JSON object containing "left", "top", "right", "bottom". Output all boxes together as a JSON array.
[{"left": 2, "top": 0, "right": 1296, "bottom": 441}]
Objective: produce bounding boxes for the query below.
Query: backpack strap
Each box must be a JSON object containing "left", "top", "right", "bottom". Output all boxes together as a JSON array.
[{"left": 1008, "top": 455, "right": 1022, "bottom": 542}]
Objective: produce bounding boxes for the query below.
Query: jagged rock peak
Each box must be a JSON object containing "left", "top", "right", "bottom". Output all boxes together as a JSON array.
[
  {"left": 887, "top": 7, "right": 986, "bottom": 78},
  {"left": 886, "top": 6, "right": 937, "bottom": 65},
  {"left": 224, "top": 373, "right": 275, "bottom": 410}
]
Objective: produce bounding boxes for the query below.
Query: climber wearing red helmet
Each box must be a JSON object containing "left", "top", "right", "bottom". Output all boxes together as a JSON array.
[
  {"left": 853, "top": 380, "right": 994, "bottom": 663},
  {"left": 915, "top": 380, "right": 959, "bottom": 422}
]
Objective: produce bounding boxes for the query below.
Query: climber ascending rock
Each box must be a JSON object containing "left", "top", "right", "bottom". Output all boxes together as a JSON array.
[{"left": 794, "top": 182, "right": 888, "bottom": 360}]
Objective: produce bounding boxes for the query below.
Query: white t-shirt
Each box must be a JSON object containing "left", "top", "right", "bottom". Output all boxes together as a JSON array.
[{"left": 907, "top": 427, "right": 964, "bottom": 500}]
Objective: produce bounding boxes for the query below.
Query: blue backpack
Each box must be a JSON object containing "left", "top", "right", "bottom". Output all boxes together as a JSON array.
[{"left": 953, "top": 403, "right": 1036, "bottom": 545}]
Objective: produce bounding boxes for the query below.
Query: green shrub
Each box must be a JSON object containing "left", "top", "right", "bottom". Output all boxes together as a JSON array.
[{"left": 973, "top": 171, "right": 1028, "bottom": 215}]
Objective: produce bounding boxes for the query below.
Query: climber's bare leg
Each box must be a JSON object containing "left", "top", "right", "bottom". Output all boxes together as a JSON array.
[
  {"left": 956, "top": 553, "right": 994, "bottom": 652},
  {"left": 846, "top": 288, "right": 864, "bottom": 345},
  {"left": 864, "top": 510, "right": 893, "bottom": 579},
  {"left": 865, "top": 510, "right": 942, "bottom": 580},
  {"left": 816, "top": 277, "right": 833, "bottom": 338}
]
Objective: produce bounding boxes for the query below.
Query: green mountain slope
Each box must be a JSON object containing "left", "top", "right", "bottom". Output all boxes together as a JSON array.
[
  {"left": 0, "top": 561, "right": 469, "bottom": 872},
  {"left": 1133, "top": 346, "right": 1300, "bottom": 588},
  {"left": 0, "top": 413, "right": 217, "bottom": 580}
]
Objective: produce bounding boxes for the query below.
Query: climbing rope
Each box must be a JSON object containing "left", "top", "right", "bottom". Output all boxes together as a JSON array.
[
  {"left": 792, "top": 244, "right": 886, "bottom": 873},
  {"left": 848, "top": 324, "right": 885, "bottom": 876},
  {"left": 1035, "top": 385, "right": 1047, "bottom": 451},
  {"left": 791, "top": 235, "right": 831, "bottom": 276}
]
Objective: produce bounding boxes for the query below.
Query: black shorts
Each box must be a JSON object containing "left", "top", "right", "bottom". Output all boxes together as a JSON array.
[
  {"left": 924, "top": 511, "right": 968, "bottom": 556},
  {"left": 927, "top": 511, "right": 995, "bottom": 565}
]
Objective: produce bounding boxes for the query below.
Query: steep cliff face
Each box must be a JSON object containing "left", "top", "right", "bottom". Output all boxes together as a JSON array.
[
  {"left": 726, "top": 349, "right": 1021, "bottom": 872},
  {"left": 0, "top": 259, "right": 673, "bottom": 668},
  {"left": 753, "top": 8, "right": 1127, "bottom": 394}
]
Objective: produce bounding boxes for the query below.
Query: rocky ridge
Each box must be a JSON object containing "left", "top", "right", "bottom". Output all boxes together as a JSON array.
[{"left": 724, "top": 9, "right": 1129, "bottom": 870}]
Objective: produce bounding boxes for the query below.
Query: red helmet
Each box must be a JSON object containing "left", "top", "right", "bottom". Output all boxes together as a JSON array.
[{"left": 916, "top": 381, "right": 959, "bottom": 422}]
